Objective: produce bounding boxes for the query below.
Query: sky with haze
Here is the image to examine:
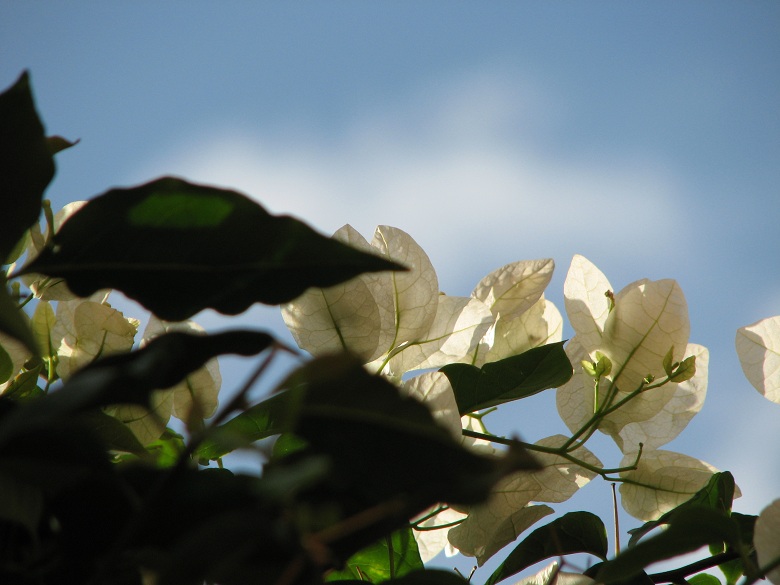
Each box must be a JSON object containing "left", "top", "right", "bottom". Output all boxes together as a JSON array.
[{"left": 3, "top": 2, "right": 779, "bottom": 577}]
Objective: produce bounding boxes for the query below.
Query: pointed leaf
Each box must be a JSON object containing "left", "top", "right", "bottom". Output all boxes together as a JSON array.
[
  {"left": 285, "top": 354, "right": 540, "bottom": 507},
  {"left": 325, "top": 527, "right": 423, "bottom": 582},
  {"left": 0, "top": 71, "right": 54, "bottom": 261},
  {"left": 20, "top": 178, "right": 405, "bottom": 320},
  {"left": 736, "top": 316, "right": 780, "bottom": 404},
  {"left": 596, "top": 507, "right": 741, "bottom": 583},
  {"left": 485, "top": 512, "right": 608, "bottom": 585},
  {"left": 0, "top": 330, "right": 273, "bottom": 445},
  {"left": 627, "top": 471, "right": 736, "bottom": 548},
  {"left": 442, "top": 341, "right": 572, "bottom": 415}
]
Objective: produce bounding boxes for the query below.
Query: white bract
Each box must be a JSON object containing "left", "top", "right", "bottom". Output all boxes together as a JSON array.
[
  {"left": 618, "top": 449, "right": 724, "bottom": 521},
  {"left": 52, "top": 298, "right": 140, "bottom": 380},
  {"left": 755, "top": 498, "right": 780, "bottom": 584},
  {"left": 511, "top": 562, "right": 594, "bottom": 585},
  {"left": 16, "top": 201, "right": 88, "bottom": 301},
  {"left": 447, "top": 435, "right": 600, "bottom": 564},
  {"left": 736, "top": 315, "right": 780, "bottom": 404}
]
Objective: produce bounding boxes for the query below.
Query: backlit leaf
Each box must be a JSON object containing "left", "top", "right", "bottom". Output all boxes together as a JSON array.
[
  {"left": 21, "top": 178, "right": 405, "bottom": 320},
  {"left": 485, "top": 512, "right": 608, "bottom": 585},
  {"left": 443, "top": 342, "right": 572, "bottom": 415}
]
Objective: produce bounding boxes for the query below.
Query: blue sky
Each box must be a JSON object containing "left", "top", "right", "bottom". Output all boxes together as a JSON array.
[{"left": 3, "top": 2, "right": 780, "bottom": 577}]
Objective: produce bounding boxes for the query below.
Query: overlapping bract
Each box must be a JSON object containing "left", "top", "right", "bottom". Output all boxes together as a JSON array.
[
  {"left": 2, "top": 204, "right": 221, "bottom": 445},
  {"left": 282, "top": 225, "right": 560, "bottom": 380},
  {"left": 736, "top": 315, "right": 780, "bottom": 404},
  {"left": 282, "top": 225, "right": 565, "bottom": 562},
  {"left": 556, "top": 255, "right": 721, "bottom": 519}
]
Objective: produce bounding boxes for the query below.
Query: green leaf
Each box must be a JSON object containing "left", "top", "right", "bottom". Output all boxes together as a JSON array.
[
  {"left": 196, "top": 390, "right": 295, "bottom": 460},
  {"left": 0, "top": 275, "right": 38, "bottom": 355},
  {"left": 0, "top": 71, "right": 54, "bottom": 262},
  {"left": 77, "top": 409, "right": 147, "bottom": 455},
  {"left": 0, "top": 330, "right": 274, "bottom": 445},
  {"left": 20, "top": 177, "right": 406, "bottom": 320},
  {"left": 1, "top": 365, "right": 44, "bottom": 401},
  {"left": 0, "top": 342, "right": 13, "bottom": 384},
  {"left": 687, "top": 575, "right": 722, "bottom": 585},
  {"left": 627, "top": 471, "right": 736, "bottom": 547},
  {"left": 441, "top": 341, "right": 572, "bottom": 414},
  {"left": 484, "top": 512, "right": 608, "bottom": 585},
  {"left": 670, "top": 354, "right": 697, "bottom": 383},
  {"left": 326, "top": 527, "right": 423, "bottom": 582},
  {"left": 596, "top": 506, "right": 741, "bottom": 583}
]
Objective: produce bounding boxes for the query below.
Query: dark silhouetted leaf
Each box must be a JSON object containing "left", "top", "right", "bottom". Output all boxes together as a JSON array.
[
  {"left": 441, "top": 342, "right": 572, "bottom": 414},
  {"left": 21, "top": 177, "right": 406, "bottom": 320},
  {"left": 627, "top": 471, "right": 736, "bottom": 547},
  {"left": 0, "top": 71, "right": 54, "bottom": 262},
  {"left": 596, "top": 506, "right": 741, "bottom": 583},
  {"left": 0, "top": 276, "right": 38, "bottom": 355},
  {"left": 0, "top": 330, "right": 274, "bottom": 445},
  {"left": 485, "top": 512, "right": 608, "bottom": 585}
]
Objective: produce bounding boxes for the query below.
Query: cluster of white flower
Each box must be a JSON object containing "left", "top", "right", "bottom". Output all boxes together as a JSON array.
[
  {"left": 1, "top": 203, "right": 221, "bottom": 445},
  {"left": 281, "top": 224, "right": 780, "bottom": 581}
]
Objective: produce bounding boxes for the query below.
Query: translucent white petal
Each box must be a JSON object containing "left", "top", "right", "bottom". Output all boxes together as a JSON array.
[
  {"left": 143, "top": 317, "right": 221, "bottom": 427},
  {"left": 564, "top": 255, "right": 612, "bottom": 353},
  {"left": 512, "top": 562, "right": 595, "bottom": 585},
  {"left": 412, "top": 506, "right": 467, "bottom": 563},
  {"left": 53, "top": 300, "right": 139, "bottom": 380},
  {"left": 21, "top": 201, "right": 89, "bottom": 301},
  {"left": 619, "top": 449, "right": 721, "bottom": 521},
  {"left": 615, "top": 344, "right": 708, "bottom": 452},
  {"left": 531, "top": 435, "right": 601, "bottom": 503},
  {"left": 486, "top": 297, "right": 563, "bottom": 363},
  {"left": 389, "top": 295, "right": 492, "bottom": 373},
  {"left": 556, "top": 338, "right": 594, "bottom": 435},
  {"left": 602, "top": 278, "right": 690, "bottom": 392},
  {"left": 401, "top": 371, "right": 461, "bottom": 440},
  {"left": 281, "top": 225, "right": 394, "bottom": 362},
  {"left": 104, "top": 390, "right": 173, "bottom": 446},
  {"left": 371, "top": 225, "right": 439, "bottom": 351},
  {"left": 472, "top": 259, "right": 554, "bottom": 321},
  {"left": 447, "top": 501, "right": 553, "bottom": 565},
  {"left": 736, "top": 316, "right": 780, "bottom": 404},
  {"left": 755, "top": 498, "right": 780, "bottom": 584}
]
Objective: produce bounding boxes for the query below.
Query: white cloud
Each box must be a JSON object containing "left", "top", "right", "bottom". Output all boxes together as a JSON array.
[{"left": 132, "top": 68, "right": 688, "bottom": 290}]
